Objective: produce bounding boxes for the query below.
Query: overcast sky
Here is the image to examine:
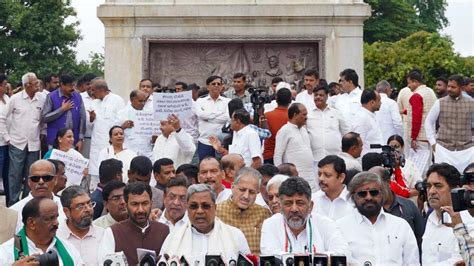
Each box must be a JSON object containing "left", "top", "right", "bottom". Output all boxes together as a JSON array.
[{"left": 71, "top": 0, "right": 473, "bottom": 61}]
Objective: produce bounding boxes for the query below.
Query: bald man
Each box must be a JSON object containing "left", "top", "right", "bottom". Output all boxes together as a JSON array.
[{"left": 221, "top": 153, "right": 245, "bottom": 188}]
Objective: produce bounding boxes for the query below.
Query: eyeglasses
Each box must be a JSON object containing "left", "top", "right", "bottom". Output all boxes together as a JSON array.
[
  {"left": 355, "top": 189, "right": 381, "bottom": 198},
  {"left": 188, "top": 203, "right": 213, "bottom": 210},
  {"left": 70, "top": 201, "right": 96, "bottom": 212},
  {"left": 29, "top": 175, "right": 54, "bottom": 183}
]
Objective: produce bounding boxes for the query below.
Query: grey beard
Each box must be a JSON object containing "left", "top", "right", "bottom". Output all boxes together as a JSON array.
[{"left": 286, "top": 215, "right": 307, "bottom": 230}]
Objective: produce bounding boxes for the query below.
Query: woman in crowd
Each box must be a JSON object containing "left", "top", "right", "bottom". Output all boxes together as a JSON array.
[
  {"left": 98, "top": 126, "right": 136, "bottom": 183},
  {"left": 387, "top": 134, "right": 422, "bottom": 201}
]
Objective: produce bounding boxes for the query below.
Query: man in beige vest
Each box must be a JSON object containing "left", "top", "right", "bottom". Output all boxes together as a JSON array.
[
  {"left": 406, "top": 69, "right": 437, "bottom": 175},
  {"left": 0, "top": 206, "right": 17, "bottom": 244},
  {"left": 425, "top": 75, "right": 474, "bottom": 173}
]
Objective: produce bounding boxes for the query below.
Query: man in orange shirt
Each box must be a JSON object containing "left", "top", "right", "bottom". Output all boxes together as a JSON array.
[{"left": 262, "top": 85, "right": 292, "bottom": 164}]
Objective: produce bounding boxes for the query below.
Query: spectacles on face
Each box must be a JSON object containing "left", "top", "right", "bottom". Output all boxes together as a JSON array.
[
  {"left": 29, "top": 175, "right": 54, "bottom": 183},
  {"left": 70, "top": 201, "right": 96, "bottom": 212},
  {"left": 188, "top": 202, "right": 213, "bottom": 210},
  {"left": 355, "top": 189, "right": 381, "bottom": 198}
]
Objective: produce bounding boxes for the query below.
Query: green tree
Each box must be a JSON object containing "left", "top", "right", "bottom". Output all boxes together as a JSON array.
[
  {"left": 364, "top": 31, "right": 470, "bottom": 89},
  {"left": 0, "top": 0, "right": 80, "bottom": 83},
  {"left": 364, "top": 0, "right": 448, "bottom": 43}
]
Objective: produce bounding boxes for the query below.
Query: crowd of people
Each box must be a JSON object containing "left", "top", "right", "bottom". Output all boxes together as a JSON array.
[{"left": 0, "top": 67, "right": 473, "bottom": 265}]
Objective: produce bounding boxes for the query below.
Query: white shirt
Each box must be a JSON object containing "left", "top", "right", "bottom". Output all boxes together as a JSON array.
[
  {"left": 0, "top": 90, "right": 46, "bottom": 151},
  {"left": 260, "top": 213, "right": 350, "bottom": 256},
  {"left": 195, "top": 95, "right": 230, "bottom": 145},
  {"left": 116, "top": 105, "right": 154, "bottom": 159},
  {"left": 98, "top": 146, "right": 137, "bottom": 184},
  {"left": 307, "top": 105, "right": 349, "bottom": 162},
  {"left": 422, "top": 211, "right": 462, "bottom": 265},
  {"left": 336, "top": 209, "right": 420, "bottom": 266},
  {"left": 158, "top": 210, "right": 188, "bottom": 232},
  {"left": 80, "top": 91, "right": 94, "bottom": 138},
  {"left": 338, "top": 152, "right": 362, "bottom": 171},
  {"left": 10, "top": 193, "right": 66, "bottom": 233},
  {"left": 89, "top": 93, "right": 125, "bottom": 176},
  {"left": 230, "top": 125, "right": 262, "bottom": 167},
  {"left": 334, "top": 87, "right": 362, "bottom": 125},
  {"left": 295, "top": 90, "right": 316, "bottom": 111},
  {"left": 152, "top": 130, "right": 196, "bottom": 167},
  {"left": 0, "top": 233, "right": 83, "bottom": 265},
  {"left": 56, "top": 223, "right": 104, "bottom": 265},
  {"left": 93, "top": 213, "right": 119, "bottom": 229},
  {"left": 0, "top": 95, "right": 10, "bottom": 146},
  {"left": 274, "top": 122, "right": 316, "bottom": 190},
  {"left": 311, "top": 186, "right": 354, "bottom": 220},
  {"left": 375, "top": 93, "right": 403, "bottom": 142},
  {"left": 351, "top": 107, "right": 384, "bottom": 156},
  {"left": 425, "top": 99, "right": 440, "bottom": 146},
  {"left": 216, "top": 188, "right": 232, "bottom": 204}
]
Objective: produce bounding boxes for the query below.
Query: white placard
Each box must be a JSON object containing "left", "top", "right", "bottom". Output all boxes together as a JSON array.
[
  {"left": 407, "top": 148, "right": 430, "bottom": 174},
  {"left": 153, "top": 91, "right": 193, "bottom": 121},
  {"left": 130, "top": 111, "right": 160, "bottom": 137},
  {"left": 50, "top": 149, "right": 89, "bottom": 185}
]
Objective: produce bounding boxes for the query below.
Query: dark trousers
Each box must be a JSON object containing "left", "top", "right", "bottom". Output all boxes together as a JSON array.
[
  {"left": 0, "top": 145, "right": 9, "bottom": 203},
  {"left": 7, "top": 144, "right": 39, "bottom": 206},
  {"left": 197, "top": 142, "right": 216, "bottom": 161}
]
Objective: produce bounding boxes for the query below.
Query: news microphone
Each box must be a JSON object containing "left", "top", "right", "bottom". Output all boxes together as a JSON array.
[
  {"left": 313, "top": 254, "right": 328, "bottom": 266},
  {"left": 330, "top": 254, "right": 347, "bottom": 266},
  {"left": 205, "top": 255, "right": 225, "bottom": 266}
]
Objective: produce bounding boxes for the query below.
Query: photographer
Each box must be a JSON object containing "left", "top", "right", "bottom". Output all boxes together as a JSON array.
[
  {"left": 441, "top": 163, "right": 474, "bottom": 265},
  {"left": 0, "top": 198, "right": 82, "bottom": 265}
]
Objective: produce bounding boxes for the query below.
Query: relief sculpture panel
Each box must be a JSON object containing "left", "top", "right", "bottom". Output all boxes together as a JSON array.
[{"left": 147, "top": 42, "right": 321, "bottom": 89}]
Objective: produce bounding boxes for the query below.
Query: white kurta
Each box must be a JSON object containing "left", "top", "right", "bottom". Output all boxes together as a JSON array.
[
  {"left": 307, "top": 105, "right": 350, "bottom": 163},
  {"left": 337, "top": 209, "right": 420, "bottom": 266},
  {"left": 311, "top": 186, "right": 355, "bottom": 221},
  {"left": 351, "top": 107, "right": 384, "bottom": 156},
  {"left": 0, "top": 234, "right": 83, "bottom": 265},
  {"left": 334, "top": 87, "right": 362, "bottom": 126},
  {"left": 116, "top": 105, "right": 154, "bottom": 160},
  {"left": 152, "top": 130, "right": 196, "bottom": 168},
  {"left": 89, "top": 93, "right": 125, "bottom": 176},
  {"left": 375, "top": 93, "right": 403, "bottom": 142},
  {"left": 260, "top": 213, "right": 350, "bottom": 256},
  {"left": 97, "top": 146, "right": 137, "bottom": 184},
  {"left": 274, "top": 122, "right": 316, "bottom": 191},
  {"left": 295, "top": 90, "right": 316, "bottom": 111}
]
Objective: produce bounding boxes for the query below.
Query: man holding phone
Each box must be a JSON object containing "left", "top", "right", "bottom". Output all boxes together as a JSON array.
[{"left": 422, "top": 163, "right": 462, "bottom": 265}]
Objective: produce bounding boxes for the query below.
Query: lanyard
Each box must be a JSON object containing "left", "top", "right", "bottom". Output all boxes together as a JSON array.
[{"left": 284, "top": 217, "right": 315, "bottom": 253}]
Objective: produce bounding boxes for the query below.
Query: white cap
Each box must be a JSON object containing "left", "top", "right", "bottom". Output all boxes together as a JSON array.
[{"left": 276, "top": 82, "right": 291, "bottom": 92}]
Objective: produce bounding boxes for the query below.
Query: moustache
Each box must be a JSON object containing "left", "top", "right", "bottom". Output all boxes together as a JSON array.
[{"left": 50, "top": 225, "right": 58, "bottom": 232}]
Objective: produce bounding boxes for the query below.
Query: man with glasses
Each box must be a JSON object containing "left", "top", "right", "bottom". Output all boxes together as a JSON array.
[
  {"left": 336, "top": 171, "right": 419, "bottom": 265},
  {"left": 57, "top": 185, "right": 104, "bottom": 265},
  {"left": 98, "top": 182, "right": 169, "bottom": 265},
  {"left": 160, "top": 184, "right": 250, "bottom": 264},
  {"left": 195, "top": 75, "right": 231, "bottom": 160},
  {"left": 0, "top": 72, "right": 46, "bottom": 206},
  {"left": 10, "top": 160, "right": 67, "bottom": 232},
  {"left": 260, "top": 176, "right": 349, "bottom": 256},
  {"left": 93, "top": 180, "right": 128, "bottom": 228},
  {"left": 158, "top": 175, "right": 190, "bottom": 232}
]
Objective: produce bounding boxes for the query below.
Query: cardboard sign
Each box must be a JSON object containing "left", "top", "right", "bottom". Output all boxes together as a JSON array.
[
  {"left": 50, "top": 149, "right": 89, "bottom": 185},
  {"left": 153, "top": 91, "right": 193, "bottom": 121}
]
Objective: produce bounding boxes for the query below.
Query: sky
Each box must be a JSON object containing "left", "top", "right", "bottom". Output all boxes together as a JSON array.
[{"left": 71, "top": 0, "right": 474, "bottom": 62}]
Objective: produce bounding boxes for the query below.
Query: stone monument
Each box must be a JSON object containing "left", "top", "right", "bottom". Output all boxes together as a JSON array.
[{"left": 98, "top": 0, "right": 371, "bottom": 99}]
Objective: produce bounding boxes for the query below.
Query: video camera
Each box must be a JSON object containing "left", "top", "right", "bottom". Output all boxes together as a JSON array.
[
  {"left": 415, "top": 180, "right": 427, "bottom": 202},
  {"left": 260, "top": 254, "right": 347, "bottom": 266},
  {"left": 451, "top": 172, "right": 474, "bottom": 212},
  {"left": 369, "top": 144, "right": 402, "bottom": 175},
  {"left": 14, "top": 236, "right": 59, "bottom": 266},
  {"left": 248, "top": 87, "right": 272, "bottom": 109}
]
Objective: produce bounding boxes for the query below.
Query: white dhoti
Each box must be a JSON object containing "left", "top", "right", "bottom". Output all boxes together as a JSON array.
[{"left": 434, "top": 144, "right": 474, "bottom": 174}]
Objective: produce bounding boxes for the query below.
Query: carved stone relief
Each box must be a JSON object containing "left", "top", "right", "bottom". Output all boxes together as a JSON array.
[{"left": 147, "top": 42, "right": 321, "bottom": 89}]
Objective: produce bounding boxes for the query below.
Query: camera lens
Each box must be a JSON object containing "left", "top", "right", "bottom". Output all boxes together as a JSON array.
[{"left": 285, "top": 257, "right": 294, "bottom": 266}]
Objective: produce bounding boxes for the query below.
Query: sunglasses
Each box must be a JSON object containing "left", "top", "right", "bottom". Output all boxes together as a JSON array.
[
  {"left": 356, "top": 189, "right": 380, "bottom": 198},
  {"left": 188, "top": 203, "right": 213, "bottom": 210},
  {"left": 29, "top": 175, "right": 54, "bottom": 183}
]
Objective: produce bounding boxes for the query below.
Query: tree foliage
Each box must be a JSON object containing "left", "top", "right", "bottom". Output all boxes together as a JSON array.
[
  {"left": 364, "top": 0, "right": 448, "bottom": 43},
  {"left": 364, "top": 31, "right": 471, "bottom": 89},
  {"left": 0, "top": 0, "right": 102, "bottom": 83}
]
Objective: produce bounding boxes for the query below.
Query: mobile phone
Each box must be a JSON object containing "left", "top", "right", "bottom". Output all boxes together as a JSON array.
[{"left": 441, "top": 211, "right": 452, "bottom": 224}]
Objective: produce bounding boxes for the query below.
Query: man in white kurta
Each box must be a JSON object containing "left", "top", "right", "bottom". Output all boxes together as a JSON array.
[
  {"left": 335, "top": 69, "right": 362, "bottom": 125},
  {"left": 116, "top": 90, "right": 154, "bottom": 160},
  {"left": 307, "top": 86, "right": 350, "bottom": 164},
  {"left": 160, "top": 184, "right": 250, "bottom": 264},
  {"left": 274, "top": 103, "right": 316, "bottom": 191},
  {"left": 294, "top": 69, "right": 319, "bottom": 111},
  {"left": 351, "top": 90, "right": 383, "bottom": 156},
  {"left": 336, "top": 172, "right": 419, "bottom": 265},
  {"left": 260, "top": 176, "right": 349, "bottom": 256},
  {"left": 375, "top": 80, "right": 403, "bottom": 142},
  {"left": 88, "top": 79, "right": 125, "bottom": 187}
]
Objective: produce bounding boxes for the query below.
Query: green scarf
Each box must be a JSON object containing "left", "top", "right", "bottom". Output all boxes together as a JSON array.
[{"left": 13, "top": 227, "right": 74, "bottom": 266}]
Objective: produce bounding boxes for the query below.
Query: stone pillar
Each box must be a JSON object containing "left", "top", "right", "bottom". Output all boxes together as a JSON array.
[{"left": 98, "top": 0, "right": 370, "bottom": 100}]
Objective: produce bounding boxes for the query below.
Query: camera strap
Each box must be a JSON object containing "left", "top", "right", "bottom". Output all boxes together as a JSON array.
[
  {"left": 13, "top": 226, "right": 74, "bottom": 266},
  {"left": 283, "top": 217, "right": 315, "bottom": 254}
]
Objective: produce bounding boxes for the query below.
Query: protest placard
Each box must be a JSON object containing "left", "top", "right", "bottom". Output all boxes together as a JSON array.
[
  {"left": 153, "top": 91, "right": 193, "bottom": 121},
  {"left": 130, "top": 111, "right": 160, "bottom": 138},
  {"left": 50, "top": 149, "right": 89, "bottom": 186}
]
